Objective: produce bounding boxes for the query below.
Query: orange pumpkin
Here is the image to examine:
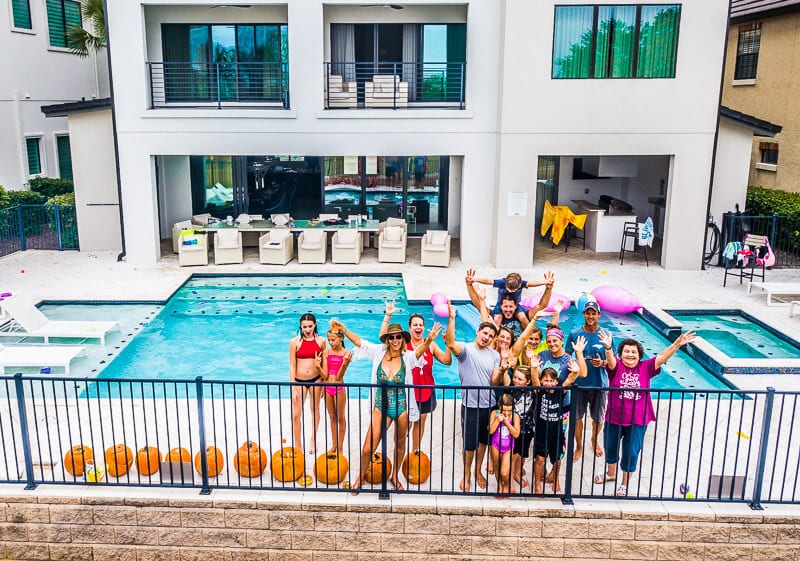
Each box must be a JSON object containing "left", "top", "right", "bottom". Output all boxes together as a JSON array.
[
  {"left": 136, "top": 446, "right": 162, "bottom": 476},
  {"left": 363, "top": 452, "right": 392, "bottom": 485},
  {"left": 314, "top": 452, "right": 349, "bottom": 485},
  {"left": 271, "top": 446, "right": 304, "bottom": 482},
  {"left": 104, "top": 444, "right": 134, "bottom": 477},
  {"left": 194, "top": 446, "right": 224, "bottom": 477},
  {"left": 401, "top": 449, "right": 431, "bottom": 485},
  {"left": 64, "top": 445, "right": 93, "bottom": 477},
  {"left": 166, "top": 447, "right": 191, "bottom": 463},
  {"left": 234, "top": 441, "right": 268, "bottom": 478}
]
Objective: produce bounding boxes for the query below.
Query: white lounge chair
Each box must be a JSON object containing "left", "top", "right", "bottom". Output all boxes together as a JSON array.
[
  {"left": 0, "top": 294, "right": 118, "bottom": 345},
  {"left": 420, "top": 230, "right": 452, "bottom": 267},
  {"left": 378, "top": 217, "right": 407, "bottom": 263},
  {"left": 748, "top": 282, "right": 800, "bottom": 306},
  {"left": 0, "top": 344, "right": 85, "bottom": 375}
]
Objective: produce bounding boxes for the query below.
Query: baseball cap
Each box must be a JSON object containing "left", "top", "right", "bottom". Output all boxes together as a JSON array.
[{"left": 583, "top": 300, "right": 600, "bottom": 313}]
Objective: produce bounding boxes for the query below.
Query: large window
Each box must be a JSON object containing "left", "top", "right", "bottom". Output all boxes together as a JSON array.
[
  {"left": 25, "top": 137, "right": 42, "bottom": 176},
  {"left": 553, "top": 4, "right": 681, "bottom": 79},
  {"left": 12, "top": 0, "right": 32, "bottom": 29},
  {"left": 734, "top": 23, "right": 761, "bottom": 80},
  {"left": 47, "top": 0, "right": 81, "bottom": 48},
  {"left": 56, "top": 135, "right": 73, "bottom": 180}
]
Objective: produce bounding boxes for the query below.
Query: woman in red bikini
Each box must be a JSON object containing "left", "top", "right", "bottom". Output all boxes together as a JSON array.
[{"left": 289, "top": 313, "right": 326, "bottom": 454}]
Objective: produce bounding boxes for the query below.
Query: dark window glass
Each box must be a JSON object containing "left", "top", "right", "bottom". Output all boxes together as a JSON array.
[
  {"left": 26, "top": 138, "right": 41, "bottom": 175},
  {"left": 47, "top": 0, "right": 81, "bottom": 48},
  {"left": 761, "top": 148, "right": 778, "bottom": 165},
  {"left": 12, "top": 0, "right": 32, "bottom": 29},
  {"left": 57, "top": 136, "right": 73, "bottom": 180},
  {"left": 552, "top": 6, "right": 594, "bottom": 78},
  {"left": 734, "top": 28, "right": 761, "bottom": 80}
]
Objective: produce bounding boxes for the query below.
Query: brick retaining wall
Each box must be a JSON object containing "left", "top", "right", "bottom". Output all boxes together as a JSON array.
[{"left": 1, "top": 489, "right": 799, "bottom": 560}]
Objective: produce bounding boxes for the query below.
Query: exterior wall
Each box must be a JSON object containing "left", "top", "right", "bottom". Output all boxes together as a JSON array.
[
  {"left": 495, "top": 0, "right": 729, "bottom": 270},
  {"left": 721, "top": 11, "right": 800, "bottom": 193},
  {"left": 156, "top": 156, "right": 192, "bottom": 239},
  {"left": 711, "top": 121, "right": 755, "bottom": 224},
  {"left": 1, "top": 492, "right": 798, "bottom": 560},
  {"left": 107, "top": 0, "right": 501, "bottom": 267},
  {"left": 0, "top": 0, "right": 106, "bottom": 190},
  {"left": 67, "top": 109, "right": 122, "bottom": 252}
]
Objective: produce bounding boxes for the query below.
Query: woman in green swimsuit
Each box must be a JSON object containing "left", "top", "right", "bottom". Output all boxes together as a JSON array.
[{"left": 337, "top": 319, "right": 440, "bottom": 490}]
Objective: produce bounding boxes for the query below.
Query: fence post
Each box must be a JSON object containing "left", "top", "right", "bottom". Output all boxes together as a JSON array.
[
  {"left": 393, "top": 62, "right": 398, "bottom": 110},
  {"left": 562, "top": 387, "right": 577, "bottom": 505},
  {"left": 54, "top": 204, "right": 63, "bottom": 251},
  {"left": 195, "top": 376, "right": 211, "bottom": 495},
  {"left": 216, "top": 64, "right": 222, "bottom": 110},
  {"left": 379, "top": 383, "right": 389, "bottom": 500},
  {"left": 749, "top": 387, "right": 775, "bottom": 510},
  {"left": 17, "top": 205, "right": 26, "bottom": 251},
  {"left": 14, "top": 374, "right": 37, "bottom": 490}
]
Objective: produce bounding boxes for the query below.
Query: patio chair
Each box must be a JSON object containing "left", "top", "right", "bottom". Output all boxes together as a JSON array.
[
  {"left": 0, "top": 294, "right": 118, "bottom": 344},
  {"left": 378, "top": 218, "right": 407, "bottom": 263},
  {"left": 324, "top": 74, "right": 357, "bottom": 108},
  {"left": 332, "top": 229, "right": 363, "bottom": 264},
  {"left": 213, "top": 230, "right": 243, "bottom": 265},
  {"left": 259, "top": 230, "right": 294, "bottom": 265},
  {"left": 171, "top": 219, "right": 194, "bottom": 253},
  {"left": 724, "top": 234, "right": 768, "bottom": 287},
  {"left": 420, "top": 230, "right": 451, "bottom": 267},
  {"left": 0, "top": 343, "right": 86, "bottom": 375},
  {"left": 270, "top": 213, "right": 293, "bottom": 226},
  {"left": 365, "top": 75, "right": 409, "bottom": 108},
  {"left": 619, "top": 221, "right": 649, "bottom": 266},
  {"left": 178, "top": 231, "right": 209, "bottom": 267},
  {"left": 298, "top": 230, "right": 327, "bottom": 264}
]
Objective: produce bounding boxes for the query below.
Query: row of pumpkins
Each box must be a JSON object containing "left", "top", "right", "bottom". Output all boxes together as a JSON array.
[{"left": 63, "top": 442, "right": 432, "bottom": 485}]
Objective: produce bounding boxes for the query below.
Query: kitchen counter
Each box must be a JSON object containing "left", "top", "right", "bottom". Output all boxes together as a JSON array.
[{"left": 573, "top": 199, "right": 637, "bottom": 253}]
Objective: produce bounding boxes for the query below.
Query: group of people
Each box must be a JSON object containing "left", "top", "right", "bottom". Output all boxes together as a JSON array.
[{"left": 288, "top": 270, "right": 695, "bottom": 496}]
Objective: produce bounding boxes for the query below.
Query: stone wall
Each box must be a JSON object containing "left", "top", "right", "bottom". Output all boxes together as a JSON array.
[{"left": 1, "top": 489, "right": 799, "bottom": 560}]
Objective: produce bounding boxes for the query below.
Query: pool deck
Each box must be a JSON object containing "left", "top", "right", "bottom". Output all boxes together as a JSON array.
[{"left": 1, "top": 243, "right": 800, "bottom": 390}]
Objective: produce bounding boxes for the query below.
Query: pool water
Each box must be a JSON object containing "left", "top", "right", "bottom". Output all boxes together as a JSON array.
[
  {"left": 667, "top": 311, "right": 800, "bottom": 360},
  {"left": 82, "top": 275, "right": 730, "bottom": 392}
]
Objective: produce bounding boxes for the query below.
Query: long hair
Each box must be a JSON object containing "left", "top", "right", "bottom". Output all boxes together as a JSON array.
[{"left": 299, "top": 313, "right": 319, "bottom": 337}]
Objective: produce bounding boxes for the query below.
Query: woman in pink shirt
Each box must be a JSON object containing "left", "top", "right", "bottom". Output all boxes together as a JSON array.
[{"left": 594, "top": 330, "right": 695, "bottom": 497}]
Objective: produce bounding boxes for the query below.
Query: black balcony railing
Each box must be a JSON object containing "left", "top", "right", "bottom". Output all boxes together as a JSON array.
[
  {"left": 324, "top": 61, "right": 465, "bottom": 109},
  {"left": 147, "top": 62, "right": 290, "bottom": 109}
]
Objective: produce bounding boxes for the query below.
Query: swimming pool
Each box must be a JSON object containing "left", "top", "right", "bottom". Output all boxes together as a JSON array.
[{"left": 44, "top": 274, "right": 728, "bottom": 391}]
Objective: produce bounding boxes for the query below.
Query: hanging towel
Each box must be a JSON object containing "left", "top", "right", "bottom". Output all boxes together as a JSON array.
[
  {"left": 638, "top": 217, "right": 654, "bottom": 248},
  {"left": 722, "top": 241, "right": 740, "bottom": 261},
  {"left": 540, "top": 201, "right": 587, "bottom": 245}
]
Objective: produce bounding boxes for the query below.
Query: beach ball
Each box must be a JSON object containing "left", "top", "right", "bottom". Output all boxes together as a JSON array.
[
  {"left": 430, "top": 292, "right": 447, "bottom": 306},
  {"left": 576, "top": 292, "right": 598, "bottom": 313},
  {"left": 433, "top": 303, "right": 449, "bottom": 318}
]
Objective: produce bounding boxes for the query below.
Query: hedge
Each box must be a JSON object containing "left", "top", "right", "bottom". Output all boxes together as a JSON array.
[{"left": 746, "top": 186, "right": 800, "bottom": 216}]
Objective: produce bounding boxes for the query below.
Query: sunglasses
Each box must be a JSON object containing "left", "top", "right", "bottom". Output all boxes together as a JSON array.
[{"left": 387, "top": 334, "right": 404, "bottom": 341}]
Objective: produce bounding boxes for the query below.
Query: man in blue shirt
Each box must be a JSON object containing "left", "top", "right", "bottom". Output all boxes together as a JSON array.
[{"left": 565, "top": 300, "right": 610, "bottom": 461}]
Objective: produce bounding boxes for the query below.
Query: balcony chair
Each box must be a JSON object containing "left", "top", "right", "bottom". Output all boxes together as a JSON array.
[
  {"left": 171, "top": 219, "right": 194, "bottom": 253},
  {"left": 365, "top": 75, "right": 409, "bottom": 108},
  {"left": 420, "top": 230, "right": 451, "bottom": 267},
  {"left": 213, "top": 230, "right": 244, "bottom": 265},
  {"left": 178, "top": 231, "right": 209, "bottom": 267},
  {"left": 259, "top": 230, "right": 294, "bottom": 265},
  {"left": 332, "top": 229, "right": 363, "bottom": 264},
  {"left": 324, "top": 74, "right": 357, "bottom": 108},
  {"left": 378, "top": 217, "right": 407, "bottom": 263},
  {"left": 298, "top": 230, "right": 327, "bottom": 264}
]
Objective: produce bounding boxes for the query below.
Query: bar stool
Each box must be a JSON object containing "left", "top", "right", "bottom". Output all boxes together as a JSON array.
[
  {"left": 620, "top": 221, "right": 648, "bottom": 266},
  {"left": 564, "top": 223, "right": 586, "bottom": 252}
]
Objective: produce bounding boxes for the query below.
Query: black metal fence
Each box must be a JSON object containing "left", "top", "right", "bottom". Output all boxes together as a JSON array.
[
  {"left": 1, "top": 374, "right": 797, "bottom": 508},
  {"left": 0, "top": 204, "right": 78, "bottom": 257},
  {"left": 147, "top": 62, "right": 290, "bottom": 109},
  {"left": 324, "top": 61, "right": 466, "bottom": 109},
  {"left": 719, "top": 212, "right": 800, "bottom": 268}
]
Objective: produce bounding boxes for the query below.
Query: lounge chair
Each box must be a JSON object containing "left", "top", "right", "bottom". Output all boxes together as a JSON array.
[
  {"left": 259, "top": 230, "right": 294, "bottom": 265},
  {"left": 420, "top": 230, "right": 451, "bottom": 267},
  {"left": 178, "top": 231, "right": 209, "bottom": 267},
  {"left": 378, "top": 217, "right": 407, "bottom": 263},
  {"left": 332, "top": 229, "right": 362, "bottom": 264},
  {"left": 0, "top": 294, "right": 117, "bottom": 344},
  {"left": 213, "top": 230, "right": 243, "bottom": 265},
  {"left": 0, "top": 343, "right": 85, "bottom": 375}
]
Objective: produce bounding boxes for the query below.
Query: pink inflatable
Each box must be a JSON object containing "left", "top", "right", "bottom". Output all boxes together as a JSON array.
[
  {"left": 433, "top": 303, "right": 449, "bottom": 317},
  {"left": 591, "top": 285, "right": 642, "bottom": 314},
  {"left": 430, "top": 292, "right": 447, "bottom": 306},
  {"left": 520, "top": 291, "right": 571, "bottom": 313}
]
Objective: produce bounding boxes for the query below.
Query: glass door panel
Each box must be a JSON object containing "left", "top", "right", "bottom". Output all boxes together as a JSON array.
[
  {"left": 323, "top": 156, "right": 362, "bottom": 216},
  {"left": 212, "top": 25, "right": 237, "bottom": 100},
  {"left": 421, "top": 25, "right": 447, "bottom": 100},
  {"left": 366, "top": 156, "right": 403, "bottom": 221},
  {"left": 406, "top": 156, "right": 440, "bottom": 227}
]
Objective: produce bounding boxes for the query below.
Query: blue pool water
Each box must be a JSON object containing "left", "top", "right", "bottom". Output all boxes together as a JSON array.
[{"left": 81, "top": 275, "right": 731, "bottom": 392}]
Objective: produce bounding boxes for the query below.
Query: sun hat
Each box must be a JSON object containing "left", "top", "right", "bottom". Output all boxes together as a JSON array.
[
  {"left": 380, "top": 323, "right": 411, "bottom": 344},
  {"left": 583, "top": 300, "right": 600, "bottom": 313}
]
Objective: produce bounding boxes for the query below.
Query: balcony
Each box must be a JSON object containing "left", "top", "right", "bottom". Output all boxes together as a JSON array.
[
  {"left": 147, "top": 62, "right": 290, "bottom": 109},
  {"left": 323, "top": 62, "right": 465, "bottom": 110}
]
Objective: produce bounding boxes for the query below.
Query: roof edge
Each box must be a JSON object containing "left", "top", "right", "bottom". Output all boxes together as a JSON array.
[
  {"left": 41, "top": 97, "right": 112, "bottom": 118},
  {"left": 720, "top": 105, "right": 782, "bottom": 137}
]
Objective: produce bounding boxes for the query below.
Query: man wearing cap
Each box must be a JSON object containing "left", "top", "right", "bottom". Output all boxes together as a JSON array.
[
  {"left": 444, "top": 301, "right": 501, "bottom": 492},
  {"left": 566, "top": 299, "right": 611, "bottom": 461}
]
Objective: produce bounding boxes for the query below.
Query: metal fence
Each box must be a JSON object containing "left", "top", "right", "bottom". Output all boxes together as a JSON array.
[
  {"left": 1, "top": 374, "right": 797, "bottom": 508},
  {"left": 0, "top": 204, "right": 78, "bottom": 257},
  {"left": 720, "top": 212, "right": 800, "bottom": 268}
]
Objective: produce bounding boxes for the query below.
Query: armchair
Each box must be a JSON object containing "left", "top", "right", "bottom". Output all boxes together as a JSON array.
[
  {"left": 259, "top": 229, "right": 294, "bottom": 265},
  {"left": 178, "top": 231, "right": 209, "bottom": 267},
  {"left": 324, "top": 74, "right": 357, "bottom": 108},
  {"left": 365, "top": 75, "right": 409, "bottom": 108},
  {"left": 298, "top": 230, "right": 327, "bottom": 264},
  {"left": 421, "top": 230, "right": 452, "bottom": 267},
  {"left": 378, "top": 218, "right": 407, "bottom": 263},
  {"left": 171, "top": 219, "right": 194, "bottom": 253},
  {"left": 332, "top": 229, "right": 363, "bottom": 264},
  {"left": 213, "top": 229, "right": 243, "bottom": 265}
]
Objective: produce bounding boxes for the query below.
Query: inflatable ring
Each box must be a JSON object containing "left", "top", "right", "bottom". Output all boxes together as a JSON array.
[{"left": 591, "top": 285, "right": 641, "bottom": 314}]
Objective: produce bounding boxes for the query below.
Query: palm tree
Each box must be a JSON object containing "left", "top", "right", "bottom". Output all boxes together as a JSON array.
[{"left": 67, "top": 0, "right": 106, "bottom": 57}]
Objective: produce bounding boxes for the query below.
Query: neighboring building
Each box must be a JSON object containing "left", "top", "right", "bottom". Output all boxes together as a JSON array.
[
  {"left": 722, "top": 0, "right": 800, "bottom": 192},
  {"left": 99, "top": 0, "right": 729, "bottom": 269},
  {"left": 0, "top": 0, "right": 108, "bottom": 190}
]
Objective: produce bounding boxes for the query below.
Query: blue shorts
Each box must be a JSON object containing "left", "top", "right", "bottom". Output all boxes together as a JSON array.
[{"left": 604, "top": 423, "right": 647, "bottom": 473}]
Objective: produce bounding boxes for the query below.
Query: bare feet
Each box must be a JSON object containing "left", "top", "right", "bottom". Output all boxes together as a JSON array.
[
  {"left": 545, "top": 470, "right": 555, "bottom": 485},
  {"left": 389, "top": 475, "right": 404, "bottom": 491},
  {"left": 459, "top": 478, "right": 471, "bottom": 492},
  {"left": 350, "top": 477, "right": 362, "bottom": 495},
  {"left": 476, "top": 473, "right": 487, "bottom": 490},
  {"left": 594, "top": 444, "right": 604, "bottom": 457},
  {"left": 573, "top": 448, "right": 583, "bottom": 462},
  {"left": 534, "top": 481, "right": 543, "bottom": 494}
]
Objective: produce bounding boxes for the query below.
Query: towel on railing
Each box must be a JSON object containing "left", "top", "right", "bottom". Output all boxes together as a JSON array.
[
  {"left": 638, "top": 217, "right": 654, "bottom": 247},
  {"left": 540, "top": 201, "right": 587, "bottom": 246}
]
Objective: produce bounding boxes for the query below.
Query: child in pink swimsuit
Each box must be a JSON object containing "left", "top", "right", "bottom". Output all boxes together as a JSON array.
[
  {"left": 488, "top": 392, "right": 521, "bottom": 494},
  {"left": 321, "top": 326, "right": 352, "bottom": 454}
]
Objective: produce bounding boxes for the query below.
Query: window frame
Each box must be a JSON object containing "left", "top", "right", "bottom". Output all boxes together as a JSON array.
[
  {"left": 55, "top": 133, "right": 73, "bottom": 180},
  {"left": 760, "top": 142, "right": 778, "bottom": 166},
  {"left": 46, "top": 0, "right": 82, "bottom": 52},
  {"left": 551, "top": 3, "right": 682, "bottom": 80},
  {"left": 733, "top": 23, "right": 761, "bottom": 82},
  {"left": 25, "top": 136, "right": 45, "bottom": 177},
  {"left": 9, "top": 0, "right": 34, "bottom": 33}
]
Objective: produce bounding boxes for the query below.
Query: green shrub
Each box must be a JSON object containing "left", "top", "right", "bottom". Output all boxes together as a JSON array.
[
  {"left": 30, "top": 177, "right": 74, "bottom": 199},
  {"left": 46, "top": 192, "right": 76, "bottom": 206},
  {"left": 7, "top": 190, "right": 45, "bottom": 206},
  {"left": 0, "top": 186, "right": 10, "bottom": 209},
  {"left": 746, "top": 186, "right": 800, "bottom": 216}
]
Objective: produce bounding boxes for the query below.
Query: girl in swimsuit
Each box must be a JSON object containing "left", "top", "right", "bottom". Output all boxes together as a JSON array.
[
  {"left": 488, "top": 392, "right": 521, "bottom": 495},
  {"left": 321, "top": 327, "right": 352, "bottom": 454},
  {"left": 288, "top": 313, "right": 326, "bottom": 455},
  {"left": 336, "top": 318, "right": 439, "bottom": 491}
]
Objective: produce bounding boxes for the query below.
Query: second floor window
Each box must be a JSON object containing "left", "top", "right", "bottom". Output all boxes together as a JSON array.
[
  {"left": 12, "top": 0, "right": 32, "bottom": 29},
  {"left": 734, "top": 23, "right": 761, "bottom": 80},
  {"left": 46, "top": 0, "right": 81, "bottom": 48},
  {"left": 552, "top": 4, "right": 681, "bottom": 79}
]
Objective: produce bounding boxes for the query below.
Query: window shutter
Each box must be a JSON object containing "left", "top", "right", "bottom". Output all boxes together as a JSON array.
[
  {"left": 46, "top": 0, "right": 81, "bottom": 48},
  {"left": 57, "top": 136, "right": 73, "bottom": 180},
  {"left": 26, "top": 138, "right": 42, "bottom": 175},
  {"left": 12, "top": 0, "right": 32, "bottom": 29}
]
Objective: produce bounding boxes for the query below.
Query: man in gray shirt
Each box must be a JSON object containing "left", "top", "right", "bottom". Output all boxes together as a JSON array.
[{"left": 445, "top": 301, "right": 501, "bottom": 492}]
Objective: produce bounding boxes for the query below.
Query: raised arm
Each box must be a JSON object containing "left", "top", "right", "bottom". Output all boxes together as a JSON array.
[
  {"left": 465, "top": 268, "right": 491, "bottom": 321},
  {"left": 564, "top": 335, "right": 588, "bottom": 385},
  {"left": 415, "top": 323, "right": 441, "bottom": 359},
  {"left": 598, "top": 330, "right": 616, "bottom": 371},
  {"left": 333, "top": 320, "right": 363, "bottom": 348},
  {"left": 444, "top": 301, "right": 464, "bottom": 356},
  {"left": 656, "top": 331, "right": 696, "bottom": 369},
  {"left": 526, "top": 271, "right": 555, "bottom": 320},
  {"left": 378, "top": 299, "right": 399, "bottom": 339},
  {"left": 510, "top": 312, "right": 542, "bottom": 357},
  {"left": 431, "top": 341, "right": 453, "bottom": 365}
]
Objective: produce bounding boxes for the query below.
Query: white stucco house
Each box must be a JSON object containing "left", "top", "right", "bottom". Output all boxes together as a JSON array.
[{"left": 50, "top": 0, "right": 769, "bottom": 270}]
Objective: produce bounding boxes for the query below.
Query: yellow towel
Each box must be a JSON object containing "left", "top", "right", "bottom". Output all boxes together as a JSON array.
[{"left": 540, "top": 201, "right": 587, "bottom": 245}]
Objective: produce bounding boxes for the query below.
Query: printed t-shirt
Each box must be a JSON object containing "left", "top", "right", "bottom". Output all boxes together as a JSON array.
[
  {"left": 566, "top": 326, "right": 610, "bottom": 388},
  {"left": 606, "top": 356, "right": 660, "bottom": 426}
]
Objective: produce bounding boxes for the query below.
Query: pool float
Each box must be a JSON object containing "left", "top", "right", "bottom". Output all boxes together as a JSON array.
[
  {"left": 456, "top": 304, "right": 481, "bottom": 332},
  {"left": 591, "top": 285, "right": 641, "bottom": 314},
  {"left": 520, "top": 291, "right": 571, "bottom": 313},
  {"left": 429, "top": 292, "right": 447, "bottom": 306},
  {"left": 432, "top": 303, "right": 449, "bottom": 317}
]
